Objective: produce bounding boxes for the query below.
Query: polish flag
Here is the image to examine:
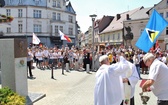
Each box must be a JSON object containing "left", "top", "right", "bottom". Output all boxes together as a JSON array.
[
  {"left": 59, "top": 30, "right": 72, "bottom": 43},
  {"left": 32, "top": 33, "right": 40, "bottom": 44}
]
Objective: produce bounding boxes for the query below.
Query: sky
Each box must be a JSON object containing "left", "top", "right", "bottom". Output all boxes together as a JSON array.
[{"left": 70, "top": 0, "right": 161, "bottom": 33}]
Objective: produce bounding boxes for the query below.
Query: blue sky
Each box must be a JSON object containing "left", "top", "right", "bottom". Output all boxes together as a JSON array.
[{"left": 70, "top": 0, "right": 161, "bottom": 33}]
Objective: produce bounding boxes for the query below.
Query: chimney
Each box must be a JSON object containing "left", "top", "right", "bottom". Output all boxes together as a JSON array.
[
  {"left": 116, "top": 14, "right": 121, "bottom": 20},
  {"left": 126, "top": 14, "right": 130, "bottom": 20}
]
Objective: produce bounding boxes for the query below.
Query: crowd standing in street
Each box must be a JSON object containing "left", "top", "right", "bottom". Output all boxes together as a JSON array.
[{"left": 26, "top": 44, "right": 168, "bottom": 105}]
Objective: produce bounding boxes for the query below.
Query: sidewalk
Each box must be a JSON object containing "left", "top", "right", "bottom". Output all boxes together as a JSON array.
[{"left": 27, "top": 66, "right": 158, "bottom": 105}]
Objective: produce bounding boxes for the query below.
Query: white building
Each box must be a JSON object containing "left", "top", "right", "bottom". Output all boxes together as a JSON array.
[{"left": 0, "top": 0, "right": 77, "bottom": 47}]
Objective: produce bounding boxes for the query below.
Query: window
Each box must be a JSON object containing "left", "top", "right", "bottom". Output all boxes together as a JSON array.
[
  {"left": 160, "top": 13, "right": 164, "bottom": 17},
  {"left": 9, "top": 0, "right": 12, "bottom": 4},
  {"left": 6, "top": 9, "right": 11, "bottom": 16},
  {"left": 19, "top": 0, "right": 22, "bottom": 4},
  {"left": 95, "top": 38, "right": 98, "bottom": 43},
  {"left": 52, "top": 12, "right": 56, "bottom": 20},
  {"left": 113, "top": 34, "right": 115, "bottom": 40},
  {"left": 55, "top": 25, "right": 58, "bottom": 34},
  {"left": 104, "top": 35, "right": 105, "bottom": 42},
  {"left": 57, "top": 13, "right": 61, "bottom": 21},
  {"left": 18, "top": 9, "right": 23, "bottom": 17},
  {"left": 33, "top": 10, "right": 41, "bottom": 18},
  {"left": 69, "top": 27, "right": 73, "bottom": 35},
  {"left": 68, "top": 15, "right": 73, "bottom": 23},
  {"left": 166, "top": 27, "right": 168, "bottom": 35},
  {"left": 108, "top": 34, "right": 110, "bottom": 42},
  {"left": 117, "top": 33, "right": 120, "bottom": 40},
  {"left": 59, "top": 26, "right": 63, "bottom": 32},
  {"left": 18, "top": 24, "right": 23, "bottom": 33},
  {"left": 53, "top": 0, "right": 56, "bottom": 7},
  {"left": 57, "top": 1, "right": 61, "bottom": 8},
  {"left": 34, "top": 24, "right": 42, "bottom": 33},
  {"left": 140, "top": 29, "right": 144, "bottom": 35},
  {"left": 166, "top": 12, "right": 168, "bottom": 18},
  {"left": 7, "top": 27, "right": 11, "bottom": 33}
]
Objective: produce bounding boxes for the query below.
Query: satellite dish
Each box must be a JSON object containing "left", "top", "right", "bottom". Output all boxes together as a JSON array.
[{"left": 0, "top": 0, "right": 5, "bottom": 7}]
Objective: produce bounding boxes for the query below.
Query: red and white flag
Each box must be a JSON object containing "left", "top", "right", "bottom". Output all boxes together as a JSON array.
[
  {"left": 59, "top": 30, "right": 72, "bottom": 43},
  {"left": 32, "top": 33, "right": 40, "bottom": 44}
]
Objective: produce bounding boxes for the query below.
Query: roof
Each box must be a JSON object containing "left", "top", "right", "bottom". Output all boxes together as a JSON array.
[
  {"left": 100, "top": 6, "right": 144, "bottom": 34},
  {"left": 146, "top": 0, "right": 163, "bottom": 15},
  {"left": 5, "top": 0, "right": 47, "bottom": 6},
  {"left": 66, "top": 2, "right": 76, "bottom": 14},
  {"left": 4, "top": 0, "right": 76, "bottom": 14},
  {"left": 127, "top": 7, "right": 151, "bottom": 21}
]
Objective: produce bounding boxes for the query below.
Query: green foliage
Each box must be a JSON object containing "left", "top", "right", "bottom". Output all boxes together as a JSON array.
[{"left": 0, "top": 87, "right": 26, "bottom": 105}]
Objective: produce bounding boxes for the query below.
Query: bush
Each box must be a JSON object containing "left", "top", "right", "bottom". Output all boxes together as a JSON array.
[{"left": 0, "top": 87, "right": 26, "bottom": 105}]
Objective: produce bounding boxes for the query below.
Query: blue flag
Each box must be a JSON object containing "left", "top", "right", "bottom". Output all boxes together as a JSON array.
[{"left": 135, "top": 9, "right": 168, "bottom": 52}]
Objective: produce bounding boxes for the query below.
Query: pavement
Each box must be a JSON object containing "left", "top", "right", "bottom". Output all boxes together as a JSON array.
[{"left": 27, "top": 65, "right": 158, "bottom": 105}]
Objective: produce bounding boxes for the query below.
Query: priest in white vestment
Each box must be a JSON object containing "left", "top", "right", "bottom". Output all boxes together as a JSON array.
[
  {"left": 94, "top": 55, "right": 130, "bottom": 105},
  {"left": 121, "top": 54, "right": 139, "bottom": 105}
]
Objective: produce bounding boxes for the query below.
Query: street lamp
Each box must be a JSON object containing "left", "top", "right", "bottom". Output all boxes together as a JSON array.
[{"left": 90, "top": 14, "right": 97, "bottom": 71}]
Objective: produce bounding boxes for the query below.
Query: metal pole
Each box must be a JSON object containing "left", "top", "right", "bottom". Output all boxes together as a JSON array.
[
  {"left": 90, "top": 14, "right": 97, "bottom": 72},
  {"left": 92, "top": 18, "right": 95, "bottom": 71},
  {"left": 51, "top": 63, "right": 54, "bottom": 79}
]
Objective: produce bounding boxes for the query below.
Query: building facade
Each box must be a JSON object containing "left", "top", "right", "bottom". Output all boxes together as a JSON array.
[
  {"left": 94, "top": 16, "right": 114, "bottom": 52},
  {"left": 123, "top": 7, "right": 150, "bottom": 50},
  {"left": 124, "top": 0, "right": 168, "bottom": 51},
  {"left": 99, "top": 7, "right": 143, "bottom": 49},
  {"left": 147, "top": 0, "right": 168, "bottom": 50},
  {"left": 0, "top": 0, "right": 76, "bottom": 47}
]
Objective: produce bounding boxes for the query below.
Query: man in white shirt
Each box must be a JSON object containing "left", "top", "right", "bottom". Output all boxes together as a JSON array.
[
  {"left": 142, "top": 53, "right": 168, "bottom": 105},
  {"left": 94, "top": 55, "right": 129, "bottom": 105}
]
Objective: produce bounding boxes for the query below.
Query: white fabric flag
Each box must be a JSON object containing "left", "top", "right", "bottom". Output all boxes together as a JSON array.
[
  {"left": 59, "top": 30, "right": 66, "bottom": 40},
  {"left": 32, "top": 33, "right": 40, "bottom": 44}
]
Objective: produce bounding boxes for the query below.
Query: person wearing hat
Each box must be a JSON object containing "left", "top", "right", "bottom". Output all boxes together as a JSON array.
[
  {"left": 94, "top": 54, "right": 130, "bottom": 105},
  {"left": 142, "top": 53, "right": 168, "bottom": 105}
]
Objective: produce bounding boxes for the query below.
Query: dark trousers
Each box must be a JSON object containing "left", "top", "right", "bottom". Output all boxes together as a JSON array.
[
  {"left": 157, "top": 100, "right": 168, "bottom": 105},
  {"left": 120, "top": 97, "right": 134, "bottom": 105},
  {"left": 27, "top": 61, "right": 33, "bottom": 77},
  {"left": 62, "top": 62, "right": 65, "bottom": 74}
]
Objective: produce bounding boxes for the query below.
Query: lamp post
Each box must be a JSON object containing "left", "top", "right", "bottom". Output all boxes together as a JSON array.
[{"left": 90, "top": 14, "right": 97, "bottom": 71}]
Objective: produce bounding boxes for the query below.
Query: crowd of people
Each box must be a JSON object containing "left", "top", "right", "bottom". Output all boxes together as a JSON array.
[
  {"left": 27, "top": 45, "right": 168, "bottom": 76},
  {"left": 27, "top": 44, "right": 168, "bottom": 105}
]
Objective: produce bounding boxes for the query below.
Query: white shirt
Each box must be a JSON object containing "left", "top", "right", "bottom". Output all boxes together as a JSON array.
[
  {"left": 43, "top": 50, "right": 49, "bottom": 58},
  {"left": 148, "top": 59, "right": 168, "bottom": 100},
  {"left": 94, "top": 56, "right": 129, "bottom": 105}
]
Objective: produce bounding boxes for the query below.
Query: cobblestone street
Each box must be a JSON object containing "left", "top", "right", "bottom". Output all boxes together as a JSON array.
[{"left": 28, "top": 67, "right": 157, "bottom": 105}]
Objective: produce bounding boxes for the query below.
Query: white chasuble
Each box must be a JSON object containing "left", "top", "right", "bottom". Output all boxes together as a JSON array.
[{"left": 122, "top": 61, "right": 139, "bottom": 105}]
